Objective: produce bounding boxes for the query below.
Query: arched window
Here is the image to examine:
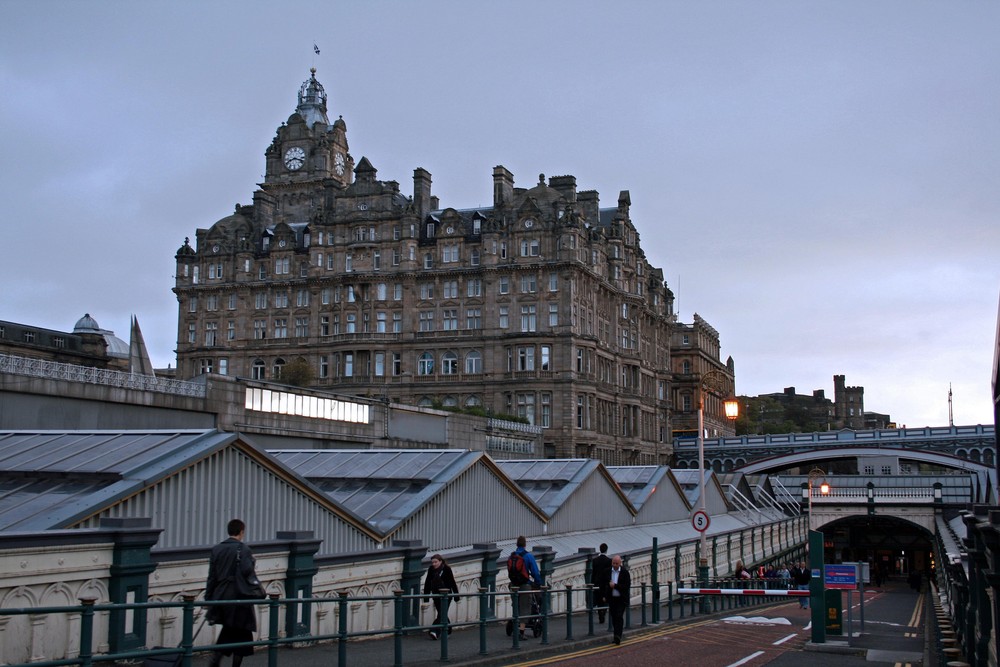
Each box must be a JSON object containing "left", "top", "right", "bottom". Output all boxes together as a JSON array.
[
  {"left": 465, "top": 350, "right": 482, "bottom": 374},
  {"left": 465, "top": 395, "right": 482, "bottom": 407},
  {"left": 442, "top": 395, "right": 458, "bottom": 407},
  {"left": 442, "top": 351, "right": 458, "bottom": 375},
  {"left": 251, "top": 359, "right": 265, "bottom": 380},
  {"left": 417, "top": 396, "right": 434, "bottom": 407},
  {"left": 417, "top": 351, "right": 434, "bottom": 375},
  {"left": 273, "top": 358, "right": 285, "bottom": 379}
]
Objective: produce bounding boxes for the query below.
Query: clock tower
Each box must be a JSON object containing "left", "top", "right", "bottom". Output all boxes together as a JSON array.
[{"left": 263, "top": 68, "right": 354, "bottom": 191}]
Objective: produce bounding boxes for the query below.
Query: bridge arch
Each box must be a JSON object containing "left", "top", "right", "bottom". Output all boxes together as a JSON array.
[
  {"left": 809, "top": 513, "right": 934, "bottom": 576},
  {"left": 735, "top": 446, "right": 995, "bottom": 478}
]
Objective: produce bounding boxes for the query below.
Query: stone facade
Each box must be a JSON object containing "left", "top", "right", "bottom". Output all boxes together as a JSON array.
[
  {"left": 173, "top": 69, "right": 721, "bottom": 465},
  {"left": 670, "top": 313, "right": 737, "bottom": 440},
  {"left": 0, "top": 314, "right": 129, "bottom": 371}
]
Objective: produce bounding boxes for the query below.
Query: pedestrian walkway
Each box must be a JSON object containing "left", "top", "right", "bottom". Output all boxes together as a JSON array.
[{"left": 221, "top": 577, "right": 940, "bottom": 667}]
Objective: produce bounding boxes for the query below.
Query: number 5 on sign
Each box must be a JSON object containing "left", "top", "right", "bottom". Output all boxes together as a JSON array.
[{"left": 692, "top": 510, "right": 711, "bottom": 532}]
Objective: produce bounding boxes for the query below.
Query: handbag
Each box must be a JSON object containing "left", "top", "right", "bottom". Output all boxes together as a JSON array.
[{"left": 234, "top": 544, "right": 266, "bottom": 599}]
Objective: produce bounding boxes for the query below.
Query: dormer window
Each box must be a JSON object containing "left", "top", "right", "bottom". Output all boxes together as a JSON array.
[
  {"left": 426, "top": 222, "right": 436, "bottom": 238},
  {"left": 473, "top": 219, "right": 481, "bottom": 235}
]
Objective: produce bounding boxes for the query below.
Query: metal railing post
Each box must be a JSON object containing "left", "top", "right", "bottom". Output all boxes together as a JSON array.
[
  {"left": 478, "top": 587, "right": 489, "bottom": 655},
  {"left": 640, "top": 582, "right": 647, "bottom": 627},
  {"left": 565, "top": 585, "right": 574, "bottom": 640},
  {"left": 540, "top": 585, "right": 550, "bottom": 645},
  {"left": 337, "top": 591, "right": 349, "bottom": 667},
  {"left": 267, "top": 594, "right": 280, "bottom": 667},
  {"left": 438, "top": 589, "right": 449, "bottom": 661},
  {"left": 78, "top": 597, "right": 97, "bottom": 667},
  {"left": 180, "top": 594, "right": 195, "bottom": 667},
  {"left": 511, "top": 587, "right": 521, "bottom": 648},
  {"left": 393, "top": 590, "right": 404, "bottom": 667},
  {"left": 587, "top": 584, "right": 595, "bottom": 636}
]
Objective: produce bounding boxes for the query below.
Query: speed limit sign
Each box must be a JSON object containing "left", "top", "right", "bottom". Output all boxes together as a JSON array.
[{"left": 692, "top": 510, "right": 711, "bottom": 533}]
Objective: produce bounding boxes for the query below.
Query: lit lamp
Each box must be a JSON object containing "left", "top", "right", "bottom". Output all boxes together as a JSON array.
[
  {"left": 806, "top": 467, "right": 827, "bottom": 525},
  {"left": 695, "top": 370, "right": 738, "bottom": 609}
]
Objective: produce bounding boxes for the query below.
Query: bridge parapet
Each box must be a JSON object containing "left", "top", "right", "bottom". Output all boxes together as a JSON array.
[
  {"left": 809, "top": 487, "right": 935, "bottom": 504},
  {"left": 675, "top": 423, "right": 995, "bottom": 451}
]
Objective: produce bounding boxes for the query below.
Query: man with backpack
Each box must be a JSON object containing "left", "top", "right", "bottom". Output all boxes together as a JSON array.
[{"left": 507, "top": 535, "right": 542, "bottom": 640}]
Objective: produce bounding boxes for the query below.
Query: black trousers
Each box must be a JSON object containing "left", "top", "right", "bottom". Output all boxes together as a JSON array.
[{"left": 608, "top": 595, "right": 626, "bottom": 638}]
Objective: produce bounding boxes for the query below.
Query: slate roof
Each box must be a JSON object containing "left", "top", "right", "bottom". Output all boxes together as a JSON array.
[
  {"left": 269, "top": 449, "right": 489, "bottom": 534},
  {"left": 0, "top": 430, "right": 235, "bottom": 531}
]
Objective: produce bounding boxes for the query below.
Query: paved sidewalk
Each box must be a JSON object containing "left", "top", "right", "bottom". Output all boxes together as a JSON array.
[{"left": 210, "top": 578, "right": 937, "bottom": 667}]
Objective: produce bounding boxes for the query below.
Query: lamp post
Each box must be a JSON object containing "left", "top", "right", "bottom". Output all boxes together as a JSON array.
[
  {"left": 805, "top": 467, "right": 828, "bottom": 529},
  {"left": 695, "top": 368, "right": 739, "bottom": 606}
]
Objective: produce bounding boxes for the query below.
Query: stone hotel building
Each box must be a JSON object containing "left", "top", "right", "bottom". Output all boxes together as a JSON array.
[{"left": 174, "top": 69, "right": 735, "bottom": 463}]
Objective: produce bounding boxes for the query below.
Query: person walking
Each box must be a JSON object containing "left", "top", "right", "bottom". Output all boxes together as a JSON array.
[
  {"left": 507, "top": 536, "right": 542, "bottom": 640},
  {"left": 591, "top": 543, "right": 612, "bottom": 624},
  {"left": 734, "top": 559, "right": 751, "bottom": 581},
  {"left": 791, "top": 561, "right": 812, "bottom": 609},
  {"left": 205, "top": 519, "right": 259, "bottom": 667},
  {"left": 605, "top": 555, "right": 631, "bottom": 645},
  {"left": 422, "top": 553, "right": 459, "bottom": 640}
]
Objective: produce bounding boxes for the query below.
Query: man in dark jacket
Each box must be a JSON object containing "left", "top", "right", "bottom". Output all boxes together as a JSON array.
[
  {"left": 591, "top": 543, "right": 612, "bottom": 624},
  {"left": 791, "top": 561, "right": 811, "bottom": 609},
  {"left": 205, "top": 519, "right": 259, "bottom": 667},
  {"left": 605, "top": 555, "right": 631, "bottom": 645}
]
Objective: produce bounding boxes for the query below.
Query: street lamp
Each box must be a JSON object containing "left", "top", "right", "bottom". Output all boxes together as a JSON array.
[
  {"left": 805, "top": 467, "right": 827, "bottom": 526},
  {"left": 695, "top": 368, "right": 738, "bottom": 601}
]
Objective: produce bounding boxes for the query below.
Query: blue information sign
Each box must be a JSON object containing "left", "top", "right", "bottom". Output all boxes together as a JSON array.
[{"left": 824, "top": 564, "right": 858, "bottom": 590}]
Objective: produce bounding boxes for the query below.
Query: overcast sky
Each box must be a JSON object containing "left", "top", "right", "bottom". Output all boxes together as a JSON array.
[{"left": 3, "top": 1, "right": 998, "bottom": 428}]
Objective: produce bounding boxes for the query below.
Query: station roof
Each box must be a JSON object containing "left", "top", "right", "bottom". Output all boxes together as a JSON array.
[
  {"left": 0, "top": 430, "right": 237, "bottom": 531},
  {"left": 494, "top": 458, "right": 633, "bottom": 519},
  {"left": 268, "top": 449, "right": 540, "bottom": 534}
]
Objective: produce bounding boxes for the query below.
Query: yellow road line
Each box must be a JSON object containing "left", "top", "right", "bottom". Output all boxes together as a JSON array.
[
  {"left": 907, "top": 591, "right": 924, "bottom": 628},
  {"left": 509, "top": 619, "right": 718, "bottom": 667}
]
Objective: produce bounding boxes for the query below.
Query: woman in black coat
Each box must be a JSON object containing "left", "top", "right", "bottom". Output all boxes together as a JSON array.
[
  {"left": 205, "top": 519, "right": 259, "bottom": 667},
  {"left": 422, "top": 553, "right": 459, "bottom": 639}
]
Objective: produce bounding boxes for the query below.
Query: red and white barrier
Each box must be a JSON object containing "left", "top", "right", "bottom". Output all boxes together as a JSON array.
[{"left": 676, "top": 588, "right": 809, "bottom": 597}]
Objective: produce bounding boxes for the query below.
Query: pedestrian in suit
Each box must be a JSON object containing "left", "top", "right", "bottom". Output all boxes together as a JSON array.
[
  {"left": 591, "top": 543, "right": 612, "bottom": 624},
  {"left": 422, "top": 553, "right": 459, "bottom": 640},
  {"left": 205, "top": 519, "right": 259, "bottom": 667},
  {"left": 791, "top": 561, "right": 811, "bottom": 609},
  {"left": 605, "top": 554, "right": 631, "bottom": 645}
]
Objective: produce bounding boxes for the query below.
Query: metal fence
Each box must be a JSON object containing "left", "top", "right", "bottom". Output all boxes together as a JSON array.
[
  {"left": 0, "top": 353, "right": 206, "bottom": 398},
  {"left": 0, "top": 576, "right": 800, "bottom": 667}
]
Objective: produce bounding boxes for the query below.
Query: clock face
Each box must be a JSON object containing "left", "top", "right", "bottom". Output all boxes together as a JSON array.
[
  {"left": 334, "top": 151, "right": 345, "bottom": 175},
  {"left": 284, "top": 147, "right": 305, "bottom": 170}
]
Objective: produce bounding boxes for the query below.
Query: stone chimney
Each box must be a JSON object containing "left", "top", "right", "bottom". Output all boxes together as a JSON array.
[
  {"left": 493, "top": 166, "right": 514, "bottom": 207},
  {"left": 413, "top": 168, "right": 432, "bottom": 217},
  {"left": 549, "top": 175, "right": 577, "bottom": 203}
]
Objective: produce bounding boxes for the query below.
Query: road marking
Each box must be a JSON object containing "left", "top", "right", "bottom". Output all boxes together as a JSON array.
[
  {"left": 773, "top": 633, "right": 797, "bottom": 645},
  {"left": 726, "top": 650, "right": 764, "bottom": 666},
  {"left": 907, "top": 591, "right": 924, "bottom": 628},
  {"left": 509, "top": 619, "right": 718, "bottom": 666}
]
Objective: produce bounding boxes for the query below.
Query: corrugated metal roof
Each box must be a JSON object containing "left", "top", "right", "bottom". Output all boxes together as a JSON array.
[
  {"left": 495, "top": 459, "right": 599, "bottom": 517},
  {"left": 270, "top": 449, "right": 484, "bottom": 534},
  {"left": 0, "top": 430, "right": 235, "bottom": 531},
  {"left": 606, "top": 465, "right": 670, "bottom": 511}
]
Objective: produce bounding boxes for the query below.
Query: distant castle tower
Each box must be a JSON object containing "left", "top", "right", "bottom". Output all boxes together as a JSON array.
[{"left": 833, "top": 374, "right": 864, "bottom": 429}]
